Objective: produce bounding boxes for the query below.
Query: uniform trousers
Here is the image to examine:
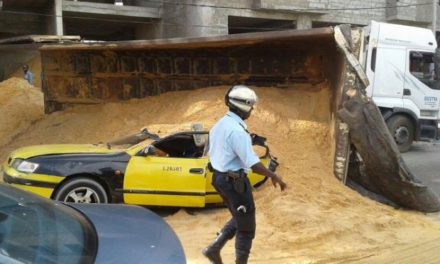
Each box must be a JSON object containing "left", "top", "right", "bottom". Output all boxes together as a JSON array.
[{"left": 212, "top": 172, "right": 256, "bottom": 258}]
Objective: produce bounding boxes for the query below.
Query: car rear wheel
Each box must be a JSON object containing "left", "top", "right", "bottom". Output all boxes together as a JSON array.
[{"left": 54, "top": 178, "right": 108, "bottom": 204}]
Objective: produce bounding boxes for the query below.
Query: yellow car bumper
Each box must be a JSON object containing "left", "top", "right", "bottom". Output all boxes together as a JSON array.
[{"left": 2, "top": 166, "right": 63, "bottom": 198}]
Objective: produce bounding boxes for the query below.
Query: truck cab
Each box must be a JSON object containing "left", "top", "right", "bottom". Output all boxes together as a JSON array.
[{"left": 362, "top": 21, "right": 440, "bottom": 152}]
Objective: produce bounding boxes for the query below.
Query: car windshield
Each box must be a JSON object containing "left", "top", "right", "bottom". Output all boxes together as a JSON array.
[
  {"left": 0, "top": 185, "right": 96, "bottom": 264},
  {"left": 126, "top": 139, "right": 153, "bottom": 153},
  {"left": 107, "top": 128, "right": 160, "bottom": 149}
]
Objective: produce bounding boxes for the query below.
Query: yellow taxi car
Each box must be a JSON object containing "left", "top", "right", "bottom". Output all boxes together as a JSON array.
[{"left": 2, "top": 128, "right": 278, "bottom": 207}]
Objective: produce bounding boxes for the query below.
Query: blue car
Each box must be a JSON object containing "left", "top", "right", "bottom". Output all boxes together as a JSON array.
[{"left": 0, "top": 183, "right": 185, "bottom": 264}]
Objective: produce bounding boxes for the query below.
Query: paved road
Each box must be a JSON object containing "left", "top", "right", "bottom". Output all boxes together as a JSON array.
[
  {"left": 402, "top": 142, "right": 440, "bottom": 194},
  {"left": 353, "top": 142, "right": 440, "bottom": 264}
]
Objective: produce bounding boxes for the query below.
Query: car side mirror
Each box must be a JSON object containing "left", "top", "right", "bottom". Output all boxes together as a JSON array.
[{"left": 143, "top": 145, "right": 156, "bottom": 156}]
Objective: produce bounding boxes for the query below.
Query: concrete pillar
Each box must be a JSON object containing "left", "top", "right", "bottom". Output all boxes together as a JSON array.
[
  {"left": 160, "top": 2, "right": 227, "bottom": 38},
  {"left": 296, "top": 14, "right": 312, "bottom": 30},
  {"left": 54, "top": 0, "right": 63, "bottom": 36}
]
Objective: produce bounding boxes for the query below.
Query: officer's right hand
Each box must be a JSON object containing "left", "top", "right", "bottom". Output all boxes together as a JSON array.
[{"left": 271, "top": 174, "right": 287, "bottom": 191}]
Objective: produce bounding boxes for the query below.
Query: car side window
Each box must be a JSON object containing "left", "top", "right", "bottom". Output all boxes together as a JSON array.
[
  {"left": 409, "top": 51, "right": 440, "bottom": 90},
  {"left": 0, "top": 200, "right": 95, "bottom": 264},
  {"left": 153, "top": 135, "right": 205, "bottom": 158}
]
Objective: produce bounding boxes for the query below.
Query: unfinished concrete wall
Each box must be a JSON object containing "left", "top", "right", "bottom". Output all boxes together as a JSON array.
[
  {"left": 0, "top": 0, "right": 437, "bottom": 40},
  {"left": 386, "top": 0, "right": 432, "bottom": 26},
  {"left": 158, "top": 0, "right": 435, "bottom": 38},
  {"left": 319, "top": 0, "right": 386, "bottom": 25}
]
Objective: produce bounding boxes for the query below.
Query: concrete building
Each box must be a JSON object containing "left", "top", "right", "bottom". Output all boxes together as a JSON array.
[
  {"left": 155, "top": 0, "right": 439, "bottom": 40},
  {"left": 0, "top": 0, "right": 438, "bottom": 81},
  {"left": 0, "top": 0, "right": 161, "bottom": 40},
  {"left": 0, "top": 0, "right": 438, "bottom": 40}
]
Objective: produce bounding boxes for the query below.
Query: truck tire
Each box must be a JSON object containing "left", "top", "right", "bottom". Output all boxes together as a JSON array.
[
  {"left": 386, "top": 115, "right": 414, "bottom": 153},
  {"left": 53, "top": 177, "right": 108, "bottom": 204}
]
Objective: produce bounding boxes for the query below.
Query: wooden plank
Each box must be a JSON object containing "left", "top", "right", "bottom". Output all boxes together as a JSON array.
[
  {"left": 334, "top": 26, "right": 369, "bottom": 87},
  {"left": 332, "top": 25, "right": 358, "bottom": 184},
  {"left": 40, "top": 27, "right": 335, "bottom": 51},
  {"left": 0, "top": 35, "right": 80, "bottom": 44}
]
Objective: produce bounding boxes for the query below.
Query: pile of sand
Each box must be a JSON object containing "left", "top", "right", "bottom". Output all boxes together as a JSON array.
[
  {"left": 0, "top": 78, "right": 44, "bottom": 147},
  {"left": 0, "top": 81, "right": 439, "bottom": 263}
]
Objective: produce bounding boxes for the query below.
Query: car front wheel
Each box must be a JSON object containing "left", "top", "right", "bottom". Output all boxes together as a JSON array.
[{"left": 54, "top": 178, "right": 108, "bottom": 204}]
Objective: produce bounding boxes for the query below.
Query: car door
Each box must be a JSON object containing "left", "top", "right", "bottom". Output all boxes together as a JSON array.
[{"left": 123, "top": 155, "right": 207, "bottom": 207}]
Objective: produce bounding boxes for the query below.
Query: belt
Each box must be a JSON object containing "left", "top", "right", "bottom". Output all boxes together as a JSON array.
[
  {"left": 208, "top": 162, "right": 246, "bottom": 179},
  {"left": 213, "top": 169, "right": 246, "bottom": 180}
]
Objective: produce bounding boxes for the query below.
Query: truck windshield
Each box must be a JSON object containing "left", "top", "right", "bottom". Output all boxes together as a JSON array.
[{"left": 409, "top": 51, "right": 440, "bottom": 90}]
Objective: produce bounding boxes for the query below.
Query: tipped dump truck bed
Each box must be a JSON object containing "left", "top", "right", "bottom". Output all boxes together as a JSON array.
[
  {"left": 39, "top": 27, "right": 440, "bottom": 212},
  {"left": 39, "top": 28, "right": 341, "bottom": 112}
]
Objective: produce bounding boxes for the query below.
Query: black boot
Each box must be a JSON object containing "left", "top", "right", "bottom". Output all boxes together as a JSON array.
[
  {"left": 202, "top": 232, "right": 232, "bottom": 264},
  {"left": 236, "top": 255, "right": 248, "bottom": 264}
]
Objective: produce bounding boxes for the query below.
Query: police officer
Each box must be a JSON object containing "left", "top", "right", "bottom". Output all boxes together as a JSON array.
[{"left": 203, "top": 85, "right": 287, "bottom": 264}]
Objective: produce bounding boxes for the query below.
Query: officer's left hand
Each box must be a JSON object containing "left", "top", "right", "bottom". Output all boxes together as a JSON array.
[{"left": 271, "top": 174, "right": 287, "bottom": 191}]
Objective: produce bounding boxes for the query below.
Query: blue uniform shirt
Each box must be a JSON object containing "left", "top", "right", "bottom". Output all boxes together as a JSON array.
[
  {"left": 208, "top": 111, "right": 260, "bottom": 172},
  {"left": 24, "top": 71, "right": 33, "bottom": 85}
]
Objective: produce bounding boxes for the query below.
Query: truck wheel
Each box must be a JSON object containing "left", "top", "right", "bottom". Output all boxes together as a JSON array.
[
  {"left": 54, "top": 178, "right": 108, "bottom": 204},
  {"left": 386, "top": 115, "right": 414, "bottom": 153}
]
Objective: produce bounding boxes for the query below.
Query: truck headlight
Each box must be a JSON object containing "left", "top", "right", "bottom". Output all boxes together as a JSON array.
[{"left": 12, "top": 159, "right": 39, "bottom": 173}]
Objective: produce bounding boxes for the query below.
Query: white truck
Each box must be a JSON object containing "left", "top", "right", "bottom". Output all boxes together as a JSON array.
[{"left": 361, "top": 21, "right": 440, "bottom": 152}]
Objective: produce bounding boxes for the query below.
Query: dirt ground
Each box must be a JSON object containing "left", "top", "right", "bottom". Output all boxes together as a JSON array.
[{"left": 1, "top": 78, "right": 440, "bottom": 263}]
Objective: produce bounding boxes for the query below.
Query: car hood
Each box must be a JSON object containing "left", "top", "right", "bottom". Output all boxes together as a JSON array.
[
  {"left": 68, "top": 203, "right": 186, "bottom": 264},
  {"left": 8, "top": 144, "right": 121, "bottom": 159}
]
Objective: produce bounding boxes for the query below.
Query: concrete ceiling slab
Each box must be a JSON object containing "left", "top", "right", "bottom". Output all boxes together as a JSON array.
[
  {"left": 1, "top": 0, "right": 51, "bottom": 10},
  {"left": 63, "top": 1, "right": 160, "bottom": 20}
]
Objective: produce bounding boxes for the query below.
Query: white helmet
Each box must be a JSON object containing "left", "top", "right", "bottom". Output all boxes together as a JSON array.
[{"left": 225, "top": 85, "right": 258, "bottom": 113}]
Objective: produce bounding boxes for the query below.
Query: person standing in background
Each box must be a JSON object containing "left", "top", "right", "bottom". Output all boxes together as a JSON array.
[{"left": 23, "top": 64, "right": 33, "bottom": 85}]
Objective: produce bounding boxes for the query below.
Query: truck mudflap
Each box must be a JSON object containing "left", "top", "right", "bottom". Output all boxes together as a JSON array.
[{"left": 336, "top": 25, "right": 440, "bottom": 212}]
